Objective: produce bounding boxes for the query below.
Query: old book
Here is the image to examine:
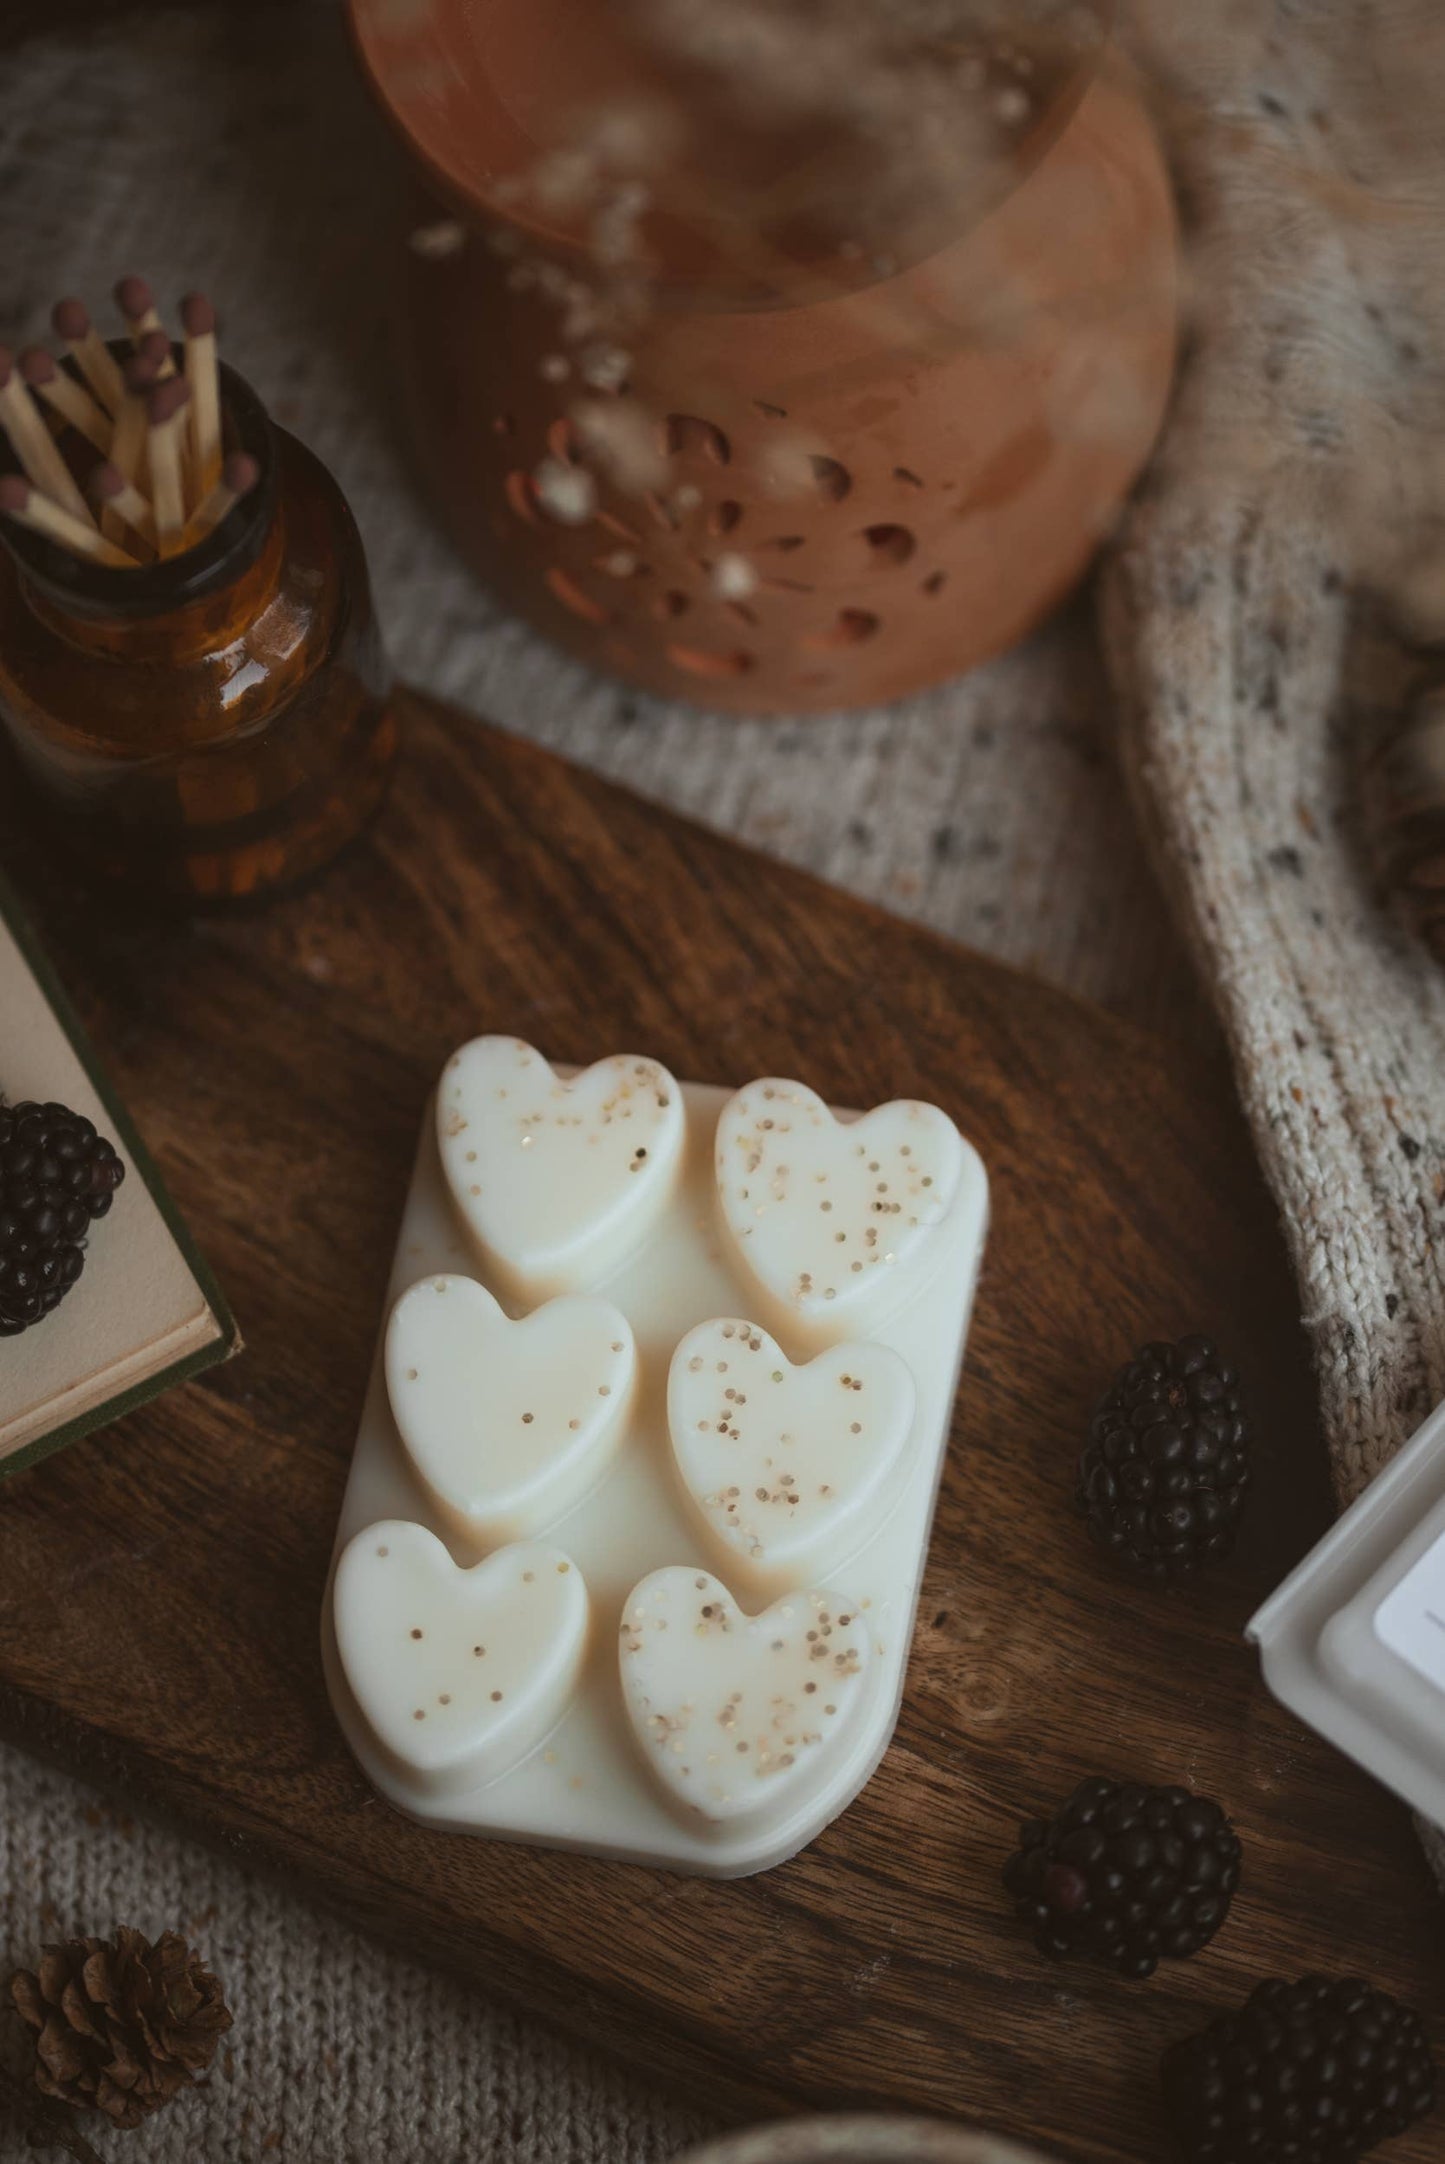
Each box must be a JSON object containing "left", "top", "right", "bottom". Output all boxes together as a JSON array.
[{"left": 0, "top": 875, "right": 237, "bottom": 1475}]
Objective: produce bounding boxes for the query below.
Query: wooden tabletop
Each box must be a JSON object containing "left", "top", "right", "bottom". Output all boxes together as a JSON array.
[{"left": 0, "top": 690, "right": 1438, "bottom": 2163}]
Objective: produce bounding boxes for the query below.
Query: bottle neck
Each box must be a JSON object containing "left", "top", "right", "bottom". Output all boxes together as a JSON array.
[{"left": 21, "top": 502, "right": 285, "bottom": 664}]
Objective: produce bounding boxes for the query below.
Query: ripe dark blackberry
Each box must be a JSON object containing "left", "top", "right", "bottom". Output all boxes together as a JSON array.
[
  {"left": 1003, "top": 1776, "right": 1241, "bottom": 1980},
  {"left": 1163, "top": 1975, "right": 1435, "bottom": 2164},
  {"left": 0, "top": 1100, "right": 126, "bottom": 1336},
  {"left": 1078, "top": 1334, "right": 1250, "bottom": 1578}
]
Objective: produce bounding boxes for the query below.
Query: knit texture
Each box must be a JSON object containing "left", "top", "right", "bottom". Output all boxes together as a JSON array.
[
  {"left": 1101, "top": 0, "right": 1445, "bottom": 1505},
  {"left": 1099, "top": 0, "right": 1445, "bottom": 1884}
]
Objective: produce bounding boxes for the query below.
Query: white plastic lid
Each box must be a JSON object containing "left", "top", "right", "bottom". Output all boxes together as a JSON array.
[{"left": 1249, "top": 1396, "right": 1445, "bottom": 1829}]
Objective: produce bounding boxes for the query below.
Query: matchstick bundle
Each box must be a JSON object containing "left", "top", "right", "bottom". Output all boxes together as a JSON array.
[{"left": 0, "top": 277, "right": 259, "bottom": 573}]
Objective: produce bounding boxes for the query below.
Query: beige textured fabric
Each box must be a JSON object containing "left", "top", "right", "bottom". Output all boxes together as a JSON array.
[
  {"left": 1101, "top": 0, "right": 1445, "bottom": 1508},
  {"left": 1099, "top": 0, "right": 1445, "bottom": 1887},
  {"left": 0, "top": 6, "right": 1190, "bottom": 2159}
]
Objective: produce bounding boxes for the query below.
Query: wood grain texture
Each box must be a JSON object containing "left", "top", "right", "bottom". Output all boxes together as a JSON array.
[{"left": 0, "top": 690, "right": 1438, "bottom": 2163}]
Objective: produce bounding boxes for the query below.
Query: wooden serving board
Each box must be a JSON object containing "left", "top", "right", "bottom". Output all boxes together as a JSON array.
[{"left": 0, "top": 691, "right": 1439, "bottom": 2163}]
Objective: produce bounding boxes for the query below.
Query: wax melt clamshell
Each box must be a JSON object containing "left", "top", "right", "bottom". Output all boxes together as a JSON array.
[
  {"left": 324, "top": 1040, "right": 988, "bottom": 1877},
  {"left": 1250, "top": 1393, "right": 1445, "bottom": 1827}
]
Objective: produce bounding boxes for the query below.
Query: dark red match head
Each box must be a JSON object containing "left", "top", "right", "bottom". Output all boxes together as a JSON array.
[
  {"left": 52, "top": 298, "right": 91, "bottom": 343},
  {"left": 137, "top": 327, "right": 173, "bottom": 368},
  {"left": 89, "top": 460, "right": 126, "bottom": 504},
  {"left": 0, "top": 474, "right": 32, "bottom": 514},
  {"left": 114, "top": 274, "right": 154, "bottom": 321},
  {"left": 221, "top": 451, "right": 260, "bottom": 497},
  {"left": 180, "top": 293, "right": 217, "bottom": 338},
  {"left": 146, "top": 376, "right": 191, "bottom": 427},
  {"left": 18, "top": 346, "right": 58, "bottom": 387}
]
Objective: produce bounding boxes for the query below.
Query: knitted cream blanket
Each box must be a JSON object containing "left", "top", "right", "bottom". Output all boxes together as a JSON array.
[
  {"left": 1102, "top": 0, "right": 1445, "bottom": 1871},
  {"left": 1104, "top": 0, "right": 1445, "bottom": 1516}
]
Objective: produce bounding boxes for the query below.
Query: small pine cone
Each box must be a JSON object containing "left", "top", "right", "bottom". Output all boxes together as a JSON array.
[{"left": 10, "top": 1926, "right": 232, "bottom": 2130}]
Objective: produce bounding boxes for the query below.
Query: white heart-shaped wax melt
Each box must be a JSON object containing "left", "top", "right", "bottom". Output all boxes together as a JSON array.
[
  {"left": 714, "top": 1079, "right": 966, "bottom": 1347},
  {"left": 334, "top": 1521, "right": 588, "bottom": 1797},
  {"left": 619, "top": 1567, "right": 873, "bottom": 1826},
  {"left": 386, "top": 1276, "right": 634, "bottom": 1545},
  {"left": 437, "top": 1038, "right": 685, "bottom": 1301},
  {"left": 667, "top": 1319, "right": 916, "bottom": 1600}
]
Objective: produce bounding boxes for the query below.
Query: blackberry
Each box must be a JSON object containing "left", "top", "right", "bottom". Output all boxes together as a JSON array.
[
  {"left": 0, "top": 1099, "right": 126, "bottom": 1336},
  {"left": 1003, "top": 1776, "right": 1241, "bottom": 1980},
  {"left": 1078, "top": 1334, "right": 1250, "bottom": 1578},
  {"left": 1163, "top": 1975, "right": 1435, "bottom": 2164}
]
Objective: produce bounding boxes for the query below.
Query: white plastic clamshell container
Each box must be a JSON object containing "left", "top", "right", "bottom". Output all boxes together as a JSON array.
[{"left": 1249, "top": 1395, "right": 1445, "bottom": 1827}]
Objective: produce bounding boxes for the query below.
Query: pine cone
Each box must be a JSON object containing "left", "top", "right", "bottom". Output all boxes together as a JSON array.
[{"left": 10, "top": 1927, "right": 232, "bottom": 2130}]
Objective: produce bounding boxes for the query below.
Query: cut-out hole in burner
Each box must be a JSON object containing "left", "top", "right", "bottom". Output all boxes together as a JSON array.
[
  {"left": 765, "top": 535, "right": 807, "bottom": 553},
  {"left": 725, "top": 600, "right": 758, "bottom": 627},
  {"left": 894, "top": 466, "right": 924, "bottom": 488},
  {"left": 753, "top": 400, "right": 788, "bottom": 420},
  {"left": 547, "top": 416, "right": 578, "bottom": 463},
  {"left": 668, "top": 643, "right": 755, "bottom": 679},
  {"left": 654, "top": 590, "right": 690, "bottom": 619},
  {"left": 861, "top": 523, "right": 917, "bottom": 567},
  {"left": 665, "top": 414, "right": 731, "bottom": 465},
  {"left": 809, "top": 455, "right": 853, "bottom": 503},
  {"left": 504, "top": 471, "right": 538, "bottom": 525},
  {"left": 597, "top": 509, "right": 642, "bottom": 546},
  {"left": 708, "top": 500, "right": 744, "bottom": 537},
  {"left": 545, "top": 569, "right": 610, "bottom": 626},
  {"left": 804, "top": 608, "right": 880, "bottom": 650},
  {"left": 922, "top": 570, "right": 948, "bottom": 596}
]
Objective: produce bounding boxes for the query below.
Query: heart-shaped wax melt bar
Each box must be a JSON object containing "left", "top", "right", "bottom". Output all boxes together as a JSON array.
[
  {"left": 668, "top": 1319, "right": 916, "bottom": 1599},
  {"left": 386, "top": 1276, "right": 634, "bottom": 1545},
  {"left": 334, "top": 1521, "right": 588, "bottom": 1797},
  {"left": 619, "top": 1567, "right": 873, "bottom": 1826},
  {"left": 438, "top": 1038, "right": 685, "bottom": 1301},
  {"left": 714, "top": 1079, "right": 966, "bottom": 1347}
]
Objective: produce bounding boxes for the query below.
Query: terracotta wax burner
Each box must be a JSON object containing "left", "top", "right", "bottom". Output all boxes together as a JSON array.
[{"left": 351, "top": 0, "right": 1178, "bottom": 714}]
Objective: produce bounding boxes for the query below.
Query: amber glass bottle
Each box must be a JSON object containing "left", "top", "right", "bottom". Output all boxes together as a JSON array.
[{"left": 0, "top": 360, "right": 396, "bottom": 904}]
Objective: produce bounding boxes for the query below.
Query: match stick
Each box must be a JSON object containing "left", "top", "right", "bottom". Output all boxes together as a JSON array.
[
  {"left": 100, "top": 350, "right": 161, "bottom": 544},
  {"left": 0, "top": 346, "right": 95, "bottom": 526},
  {"left": 52, "top": 298, "right": 127, "bottom": 416},
  {"left": 145, "top": 376, "right": 191, "bottom": 553},
  {"left": 180, "top": 449, "right": 258, "bottom": 546},
  {"left": 180, "top": 293, "right": 222, "bottom": 503},
  {"left": 136, "top": 326, "right": 176, "bottom": 377},
  {"left": 0, "top": 474, "right": 137, "bottom": 567},
  {"left": 89, "top": 458, "right": 158, "bottom": 550},
  {"left": 114, "top": 275, "right": 176, "bottom": 377},
  {"left": 19, "top": 346, "right": 112, "bottom": 454}
]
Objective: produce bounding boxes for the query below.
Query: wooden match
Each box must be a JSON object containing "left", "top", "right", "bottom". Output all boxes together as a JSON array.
[
  {"left": 89, "top": 458, "right": 158, "bottom": 551},
  {"left": 19, "top": 346, "right": 112, "bottom": 455},
  {"left": 51, "top": 298, "right": 127, "bottom": 417},
  {"left": 0, "top": 473, "right": 137, "bottom": 568},
  {"left": 181, "top": 293, "right": 223, "bottom": 503},
  {"left": 181, "top": 450, "right": 259, "bottom": 546},
  {"left": 100, "top": 350, "right": 162, "bottom": 546},
  {"left": 114, "top": 275, "right": 176, "bottom": 378},
  {"left": 0, "top": 345, "right": 96, "bottom": 527},
  {"left": 145, "top": 375, "right": 192, "bottom": 554}
]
